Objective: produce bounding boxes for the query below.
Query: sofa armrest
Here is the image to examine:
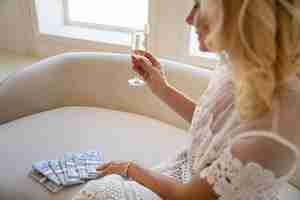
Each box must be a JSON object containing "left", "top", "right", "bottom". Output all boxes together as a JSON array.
[{"left": 0, "top": 52, "right": 211, "bottom": 129}]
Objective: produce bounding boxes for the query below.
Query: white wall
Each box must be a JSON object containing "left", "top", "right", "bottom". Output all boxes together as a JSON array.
[
  {"left": 0, "top": 0, "right": 199, "bottom": 65},
  {"left": 0, "top": 0, "right": 215, "bottom": 68},
  {"left": 0, "top": 0, "right": 35, "bottom": 55},
  {"left": 0, "top": 0, "right": 217, "bottom": 69},
  {"left": 148, "top": 0, "right": 191, "bottom": 62}
]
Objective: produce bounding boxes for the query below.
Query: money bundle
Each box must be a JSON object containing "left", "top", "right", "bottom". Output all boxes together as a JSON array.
[{"left": 28, "top": 150, "right": 105, "bottom": 193}]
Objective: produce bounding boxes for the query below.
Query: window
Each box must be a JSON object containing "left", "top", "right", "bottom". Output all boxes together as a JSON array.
[
  {"left": 34, "top": 0, "right": 218, "bottom": 68},
  {"left": 189, "top": 27, "right": 201, "bottom": 56},
  {"left": 64, "top": 0, "right": 149, "bottom": 32},
  {"left": 189, "top": 27, "right": 218, "bottom": 60}
]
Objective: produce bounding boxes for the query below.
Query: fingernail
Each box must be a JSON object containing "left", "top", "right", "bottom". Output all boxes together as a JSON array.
[{"left": 97, "top": 170, "right": 104, "bottom": 175}]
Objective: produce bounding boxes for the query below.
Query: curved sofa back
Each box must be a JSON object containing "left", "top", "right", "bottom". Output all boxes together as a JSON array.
[{"left": 0, "top": 52, "right": 211, "bottom": 130}]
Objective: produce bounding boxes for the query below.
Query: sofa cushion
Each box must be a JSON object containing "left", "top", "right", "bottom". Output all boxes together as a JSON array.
[
  {"left": 0, "top": 107, "right": 191, "bottom": 200},
  {"left": 0, "top": 107, "right": 299, "bottom": 200}
]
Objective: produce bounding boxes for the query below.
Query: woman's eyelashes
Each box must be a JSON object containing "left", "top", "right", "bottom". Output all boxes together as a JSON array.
[{"left": 193, "top": 3, "right": 199, "bottom": 9}]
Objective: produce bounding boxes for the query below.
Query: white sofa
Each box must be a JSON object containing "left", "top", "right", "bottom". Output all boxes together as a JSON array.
[{"left": 0, "top": 52, "right": 299, "bottom": 200}]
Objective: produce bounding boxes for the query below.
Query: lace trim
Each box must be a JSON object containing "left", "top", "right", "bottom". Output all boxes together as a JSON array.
[
  {"left": 228, "top": 131, "right": 300, "bottom": 180},
  {"left": 72, "top": 174, "right": 128, "bottom": 200},
  {"left": 150, "top": 145, "right": 192, "bottom": 184},
  {"left": 199, "top": 146, "right": 287, "bottom": 200},
  {"left": 190, "top": 65, "right": 235, "bottom": 134},
  {"left": 191, "top": 107, "right": 238, "bottom": 174}
]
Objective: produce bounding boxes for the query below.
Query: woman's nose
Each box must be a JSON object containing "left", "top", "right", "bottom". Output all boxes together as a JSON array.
[{"left": 185, "top": 10, "right": 195, "bottom": 25}]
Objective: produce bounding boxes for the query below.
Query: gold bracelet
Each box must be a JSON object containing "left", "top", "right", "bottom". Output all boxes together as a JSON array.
[{"left": 123, "top": 160, "right": 138, "bottom": 179}]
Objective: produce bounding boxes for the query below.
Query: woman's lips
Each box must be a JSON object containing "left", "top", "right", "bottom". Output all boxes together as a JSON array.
[
  {"left": 198, "top": 35, "right": 202, "bottom": 42},
  {"left": 197, "top": 32, "right": 201, "bottom": 40}
]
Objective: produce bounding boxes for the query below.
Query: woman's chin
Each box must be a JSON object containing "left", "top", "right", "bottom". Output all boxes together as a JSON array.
[
  {"left": 198, "top": 41, "right": 209, "bottom": 52},
  {"left": 199, "top": 45, "right": 209, "bottom": 52}
]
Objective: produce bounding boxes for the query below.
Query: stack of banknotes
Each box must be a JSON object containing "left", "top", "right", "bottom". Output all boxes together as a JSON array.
[{"left": 28, "top": 150, "right": 105, "bottom": 193}]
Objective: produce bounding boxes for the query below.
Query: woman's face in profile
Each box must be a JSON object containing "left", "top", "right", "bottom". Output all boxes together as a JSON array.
[{"left": 185, "top": 0, "right": 212, "bottom": 52}]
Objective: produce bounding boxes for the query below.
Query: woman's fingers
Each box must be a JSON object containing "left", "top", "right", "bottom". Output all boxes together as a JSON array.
[
  {"left": 133, "top": 49, "right": 160, "bottom": 69},
  {"left": 131, "top": 56, "right": 144, "bottom": 76},
  {"left": 133, "top": 64, "right": 146, "bottom": 76},
  {"left": 133, "top": 49, "right": 146, "bottom": 56},
  {"left": 144, "top": 52, "right": 160, "bottom": 68},
  {"left": 131, "top": 55, "right": 139, "bottom": 65},
  {"left": 132, "top": 55, "right": 154, "bottom": 74},
  {"left": 96, "top": 168, "right": 108, "bottom": 176},
  {"left": 96, "top": 162, "right": 111, "bottom": 171},
  {"left": 132, "top": 65, "right": 148, "bottom": 81},
  {"left": 132, "top": 56, "right": 146, "bottom": 72}
]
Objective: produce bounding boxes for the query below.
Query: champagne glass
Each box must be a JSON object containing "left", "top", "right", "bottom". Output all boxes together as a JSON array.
[{"left": 128, "top": 30, "right": 147, "bottom": 87}]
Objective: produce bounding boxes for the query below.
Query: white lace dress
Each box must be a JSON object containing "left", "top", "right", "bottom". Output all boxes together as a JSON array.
[{"left": 72, "top": 63, "right": 300, "bottom": 200}]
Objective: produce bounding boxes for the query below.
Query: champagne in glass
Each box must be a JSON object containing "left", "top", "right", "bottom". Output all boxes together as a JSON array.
[{"left": 128, "top": 30, "right": 147, "bottom": 87}]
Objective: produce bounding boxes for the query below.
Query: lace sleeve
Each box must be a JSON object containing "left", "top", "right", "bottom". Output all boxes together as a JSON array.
[{"left": 199, "top": 131, "right": 299, "bottom": 200}]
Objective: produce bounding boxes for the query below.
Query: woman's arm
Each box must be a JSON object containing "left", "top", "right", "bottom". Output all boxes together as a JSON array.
[
  {"left": 157, "top": 83, "right": 197, "bottom": 124},
  {"left": 132, "top": 51, "right": 197, "bottom": 124},
  {"left": 127, "top": 162, "right": 184, "bottom": 200},
  {"left": 128, "top": 162, "right": 217, "bottom": 200}
]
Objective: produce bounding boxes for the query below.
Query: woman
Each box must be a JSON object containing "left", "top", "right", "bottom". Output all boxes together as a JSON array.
[{"left": 72, "top": 0, "right": 300, "bottom": 199}]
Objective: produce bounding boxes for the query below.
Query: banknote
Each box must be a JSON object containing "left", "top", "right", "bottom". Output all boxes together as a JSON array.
[
  {"left": 85, "top": 151, "right": 105, "bottom": 179},
  {"left": 64, "top": 153, "right": 80, "bottom": 178},
  {"left": 32, "top": 160, "right": 61, "bottom": 185},
  {"left": 59, "top": 159, "right": 68, "bottom": 184},
  {"left": 48, "top": 159, "right": 66, "bottom": 185},
  {"left": 28, "top": 169, "right": 63, "bottom": 193},
  {"left": 74, "top": 153, "right": 89, "bottom": 179},
  {"left": 30, "top": 149, "right": 103, "bottom": 190},
  {"left": 43, "top": 178, "right": 64, "bottom": 193},
  {"left": 28, "top": 168, "right": 47, "bottom": 183},
  {"left": 63, "top": 153, "right": 85, "bottom": 185}
]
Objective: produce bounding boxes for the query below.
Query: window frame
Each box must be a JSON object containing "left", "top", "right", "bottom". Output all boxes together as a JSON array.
[
  {"left": 33, "top": 0, "right": 218, "bottom": 69},
  {"left": 62, "top": 0, "right": 145, "bottom": 34}
]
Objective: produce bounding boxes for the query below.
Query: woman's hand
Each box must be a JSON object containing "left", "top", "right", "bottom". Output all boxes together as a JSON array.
[
  {"left": 131, "top": 50, "right": 170, "bottom": 98},
  {"left": 96, "top": 160, "right": 134, "bottom": 177}
]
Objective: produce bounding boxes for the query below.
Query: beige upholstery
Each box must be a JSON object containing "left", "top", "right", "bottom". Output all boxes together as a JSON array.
[
  {"left": 0, "top": 52, "right": 211, "bottom": 129},
  {"left": 0, "top": 106, "right": 191, "bottom": 200},
  {"left": 0, "top": 52, "right": 299, "bottom": 200},
  {"left": 0, "top": 52, "right": 210, "bottom": 200}
]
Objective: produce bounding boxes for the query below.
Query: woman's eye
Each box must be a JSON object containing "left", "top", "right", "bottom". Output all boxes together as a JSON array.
[{"left": 193, "top": 3, "right": 199, "bottom": 9}]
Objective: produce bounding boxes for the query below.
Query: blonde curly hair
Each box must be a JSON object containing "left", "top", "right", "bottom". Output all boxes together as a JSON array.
[{"left": 200, "top": 0, "right": 300, "bottom": 121}]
